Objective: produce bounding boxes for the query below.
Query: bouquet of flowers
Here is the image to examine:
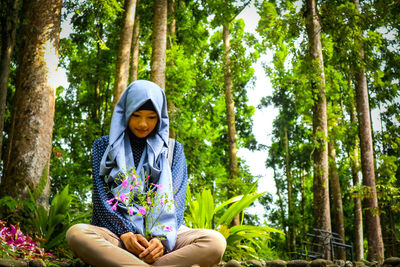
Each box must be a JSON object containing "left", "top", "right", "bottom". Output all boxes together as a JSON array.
[{"left": 106, "top": 168, "right": 174, "bottom": 240}]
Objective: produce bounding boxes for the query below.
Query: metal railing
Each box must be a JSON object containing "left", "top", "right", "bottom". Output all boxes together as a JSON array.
[{"left": 296, "top": 228, "right": 353, "bottom": 261}]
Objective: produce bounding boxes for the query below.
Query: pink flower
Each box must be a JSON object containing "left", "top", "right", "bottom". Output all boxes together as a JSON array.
[
  {"left": 165, "top": 225, "right": 173, "bottom": 232},
  {"left": 128, "top": 207, "right": 134, "bottom": 215},
  {"left": 153, "top": 184, "right": 162, "bottom": 190},
  {"left": 107, "top": 197, "right": 115, "bottom": 205},
  {"left": 138, "top": 206, "right": 146, "bottom": 215},
  {"left": 147, "top": 196, "right": 151, "bottom": 204},
  {"left": 146, "top": 176, "right": 149, "bottom": 181},
  {"left": 111, "top": 201, "right": 118, "bottom": 211},
  {"left": 119, "top": 193, "right": 128, "bottom": 202},
  {"left": 129, "top": 185, "right": 134, "bottom": 191},
  {"left": 10, "top": 224, "right": 16, "bottom": 235},
  {"left": 121, "top": 179, "right": 128, "bottom": 188},
  {"left": 160, "top": 199, "right": 165, "bottom": 206},
  {"left": 131, "top": 174, "right": 136, "bottom": 180}
]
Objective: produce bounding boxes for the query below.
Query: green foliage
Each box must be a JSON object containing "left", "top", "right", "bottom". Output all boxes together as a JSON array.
[
  {"left": 185, "top": 184, "right": 284, "bottom": 261},
  {"left": 26, "top": 185, "right": 74, "bottom": 250}
]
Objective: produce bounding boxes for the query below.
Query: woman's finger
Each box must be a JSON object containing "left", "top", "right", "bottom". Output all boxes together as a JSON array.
[
  {"left": 141, "top": 238, "right": 164, "bottom": 263},
  {"left": 136, "top": 234, "right": 150, "bottom": 248}
]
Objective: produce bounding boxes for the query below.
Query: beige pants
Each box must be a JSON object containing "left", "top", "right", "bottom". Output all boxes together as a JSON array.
[{"left": 66, "top": 224, "right": 226, "bottom": 267}]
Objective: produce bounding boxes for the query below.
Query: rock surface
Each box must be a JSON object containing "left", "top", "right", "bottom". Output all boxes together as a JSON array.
[{"left": 0, "top": 258, "right": 397, "bottom": 267}]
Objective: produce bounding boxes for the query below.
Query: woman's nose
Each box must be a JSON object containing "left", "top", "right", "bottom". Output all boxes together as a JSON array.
[{"left": 138, "top": 118, "right": 147, "bottom": 127}]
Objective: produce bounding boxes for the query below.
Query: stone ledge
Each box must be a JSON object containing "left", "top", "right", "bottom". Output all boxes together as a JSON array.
[{"left": 1, "top": 258, "right": 397, "bottom": 267}]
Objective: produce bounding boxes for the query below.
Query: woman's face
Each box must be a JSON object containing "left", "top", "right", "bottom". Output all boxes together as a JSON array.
[{"left": 128, "top": 110, "right": 158, "bottom": 138}]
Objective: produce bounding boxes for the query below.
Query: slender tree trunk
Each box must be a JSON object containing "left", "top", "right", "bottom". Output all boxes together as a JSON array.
[
  {"left": 380, "top": 208, "right": 388, "bottom": 257},
  {"left": 166, "top": 0, "right": 176, "bottom": 138},
  {"left": 273, "top": 170, "right": 288, "bottom": 245},
  {"left": 167, "top": 0, "right": 176, "bottom": 47},
  {"left": 348, "top": 91, "right": 364, "bottom": 261},
  {"left": 112, "top": 0, "right": 137, "bottom": 109},
  {"left": 150, "top": 0, "right": 167, "bottom": 90},
  {"left": 93, "top": 23, "right": 103, "bottom": 122},
  {"left": 305, "top": 0, "right": 331, "bottom": 259},
  {"left": 129, "top": 10, "right": 140, "bottom": 83},
  {"left": 223, "top": 23, "right": 240, "bottom": 226},
  {"left": 328, "top": 140, "right": 346, "bottom": 260},
  {"left": 300, "top": 169, "right": 306, "bottom": 237},
  {"left": 388, "top": 205, "right": 396, "bottom": 257},
  {"left": 352, "top": 0, "right": 384, "bottom": 261},
  {"left": 0, "top": 0, "right": 62, "bottom": 209},
  {"left": 0, "top": 0, "right": 19, "bottom": 164},
  {"left": 284, "top": 124, "right": 296, "bottom": 254}
]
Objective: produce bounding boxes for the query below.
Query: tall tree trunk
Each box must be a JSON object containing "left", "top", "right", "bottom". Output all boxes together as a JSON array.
[
  {"left": 150, "top": 0, "right": 167, "bottom": 90},
  {"left": 0, "top": 0, "right": 62, "bottom": 210},
  {"left": 353, "top": 0, "right": 384, "bottom": 261},
  {"left": 348, "top": 91, "right": 364, "bottom": 261},
  {"left": 223, "top": 23, "right": 240, "bottom": 226},
  {"left": 300, "top": 169, "right": 306, "bottom": 237},
  {"left": 0, "top": 0, "right": 18, "bottom": 164},
  {"left": 284, "top": 124, "right": 296, "bottom": 255},
  {"left": 273, "top": 170, "right": 288, "bottom": 245},
  {"left": 166, "top": 0, "right": 176, "bottom": 138},
  {"left": 167, "top": 0, "right": 176, "bottom": 47},
  {"left": 328, "top": 140, "right": 346, "bottom": 260},
  {"left": 388, "top": 206, "right": 396, "bottom": 257},
  {"left": 305, "top": 0, "right": 331, "bottom": 259},
  {"left": 93, "top": 23, "right": 103, "bottom": 122},
  {"left": 112, "top": 0, "right": 137, "bottom": 109},
  {"left": 129, "top": 10, "right": 140, "bottom": 83}
]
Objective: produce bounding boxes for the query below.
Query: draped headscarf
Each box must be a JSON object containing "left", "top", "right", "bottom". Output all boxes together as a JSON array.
[{"left": 99, "top": 80, "right": 177, "bottom": 251}]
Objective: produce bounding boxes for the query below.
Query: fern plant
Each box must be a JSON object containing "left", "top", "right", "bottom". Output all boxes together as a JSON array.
[{"left": 27, "top": 184, "right": 74, "bottom": 250}]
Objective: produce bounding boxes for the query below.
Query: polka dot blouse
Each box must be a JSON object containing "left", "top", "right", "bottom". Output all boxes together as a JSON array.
[{"left": 91, "top": 135, "right": 188, "bottom": 237}]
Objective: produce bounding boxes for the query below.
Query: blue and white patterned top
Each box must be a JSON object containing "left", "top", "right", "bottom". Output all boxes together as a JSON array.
[{"left": 91, "top": 135, "right": 188, "bottom": 237}]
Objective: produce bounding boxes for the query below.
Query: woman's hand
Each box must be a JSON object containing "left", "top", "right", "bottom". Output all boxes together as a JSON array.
[
  {"left": 120, "top": 232, "right": 149, "bottom": 256},
  {"left": 139, "top": 237, "right": 165, "bottom": 264}
]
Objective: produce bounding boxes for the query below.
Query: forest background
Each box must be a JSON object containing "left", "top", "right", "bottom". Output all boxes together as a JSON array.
[{"left": 0, "top": 0, "right": 399, "bottom": 264}]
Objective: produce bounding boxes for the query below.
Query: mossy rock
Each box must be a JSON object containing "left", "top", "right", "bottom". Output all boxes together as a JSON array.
[
  {"left": 265, "top": 260, "right": 287, "bottom": 267},
  {"left": 384, "top": 258, "right": 400, "bottom": 267},
  {"left": 353, "top": 261, "right": 368, "bottom": 267},
  {"left": 246, "top": 260, "right": 265, "bottom": 267},
  {"left": 310, "top": 259, "right": 333, "bottom": 267},
  {"left": 0, "top": 258, "right": 27, "bottom": 267},
  {"left": 287, "top": 260, "right": 310, "bottom": 267},
  {"left": 333, "top": 260, "right": 346, "bottom": 267},
  {"left": 225, "top": 260, "right": 242, "bottom": 267}
]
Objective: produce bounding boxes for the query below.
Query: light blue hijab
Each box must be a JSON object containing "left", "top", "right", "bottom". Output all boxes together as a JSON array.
[{"left": 99, "top": 80, "right": 177, "bottom": 252}]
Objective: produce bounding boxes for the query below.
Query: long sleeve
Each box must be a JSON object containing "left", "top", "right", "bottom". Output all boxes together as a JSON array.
[
  {"left": 91, "top": 136, "right": 136, "bottom": 236},
  {"left": 170, "top": 141, "right": 188, "bottom": 229}
]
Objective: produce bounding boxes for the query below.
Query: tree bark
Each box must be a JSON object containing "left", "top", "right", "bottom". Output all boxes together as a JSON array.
[
  {"left": 348, "top": 85, "right": 364, "bottom": 261},
  {"left": 328, "top": 141, "right": 346, "bottom": 260},
  {"left": 305, "top": 0, "right": 331, "bottom": 258},
  {"left": 0, "top": 0, "right": 63, "bottom": 209},
  {"left": 150, "top": 0, "right": 167, "bottom": 90},
  {"left": 112, "top": 0, "right": 137, "bottom": 109},
  {"left": 0, "top": 0, "right": 19, "bottom": 164},
  {"left": 352, "top": 0, "right": 384, "bottom": 261},
  {"left": 167, "top": 0, "right": 176, "bottom": 47},
  {"left": 223, "top": 23, "right": 240, "bottom": 226},
  {"left": 284, "top": 124, "right": 296, "bottom": 254},
  {"left": 166, "top": 0, "right": 176, "bottom": 138},
  {"left": 273, "top": 170, "right": 289, "bottom": 248},
  {"left": 129, "top": 11, "right": 140, "bottom": 83},
  {"left": 93, "top": 23, "right": 103, "bottom": 122},
  {"left": 300, "top": 169, "right": 306, "bottom": 237}
]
